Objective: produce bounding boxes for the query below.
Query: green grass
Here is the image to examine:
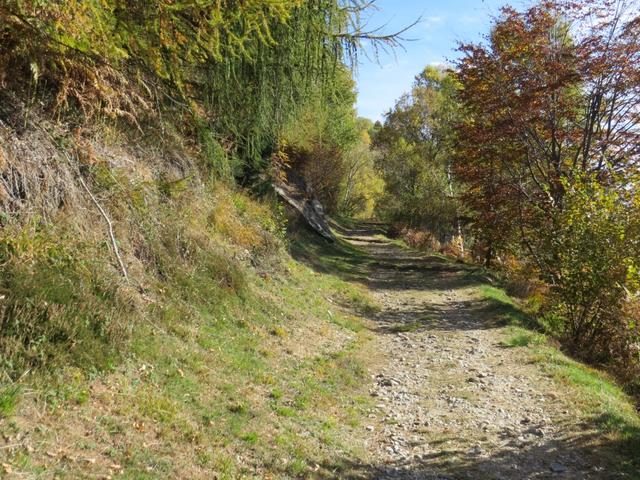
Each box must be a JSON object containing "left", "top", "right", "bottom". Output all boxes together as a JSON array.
[
  {"left": 0, "top": 385, "right": 20, "bottom": 418},
  {"left": 501, "top": 327, "right": 547, "bottom": 348},
  {"left": 479, "top": 285, "right": 535, "bottom": 327},
  {"left": 531, "top": 347, "right": 640, "bottom": 473},
  {"left": 0, "top": 191, "right": 377, "bottom": 478},
  {"left": 0, "top": 227, "right": 132, "bottom": 379},
  {"left": 336, "top": 288, "right": 381, "bottom": 317},
  {"left": 289, "top": 223, "right": 374, "bottom": 283},
  {"left": 111, "top": 263, "right": 373, "bottom": 476}
]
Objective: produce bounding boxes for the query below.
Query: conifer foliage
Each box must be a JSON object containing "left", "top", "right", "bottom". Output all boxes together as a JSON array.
[{"left": 0, "top": 0, "right": 391, "bottom": 177}]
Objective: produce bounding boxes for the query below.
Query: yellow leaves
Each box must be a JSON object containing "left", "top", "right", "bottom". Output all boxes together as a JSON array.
[{"left": 208, "top": 188, "right": 269, "bottom": 249}]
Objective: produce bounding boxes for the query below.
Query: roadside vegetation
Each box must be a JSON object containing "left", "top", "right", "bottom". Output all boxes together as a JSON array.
[{"left": 0, "top": 2, "right": 390, "bottom": 476}]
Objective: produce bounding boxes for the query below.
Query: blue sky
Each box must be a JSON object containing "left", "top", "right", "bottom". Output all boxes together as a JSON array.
[{"left": 355, "top": 0, "right": 520, "bottom": 122}]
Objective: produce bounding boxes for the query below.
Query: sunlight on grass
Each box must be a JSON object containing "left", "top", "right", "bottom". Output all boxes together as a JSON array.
[
  {"left": 541, "top": 349, "right": 640, "bottom": 470},
  {"left": 482, "top": 284, "right": 640, "bottom": 474},
  {"left": 0, "top": 386, "right": 20, "bottom": 418},
  {"left": 501, "top": 327, "right": 547, "bottom": 348},
  {"left": 479, "top": 285, "right": 534, "bottom": 327}
]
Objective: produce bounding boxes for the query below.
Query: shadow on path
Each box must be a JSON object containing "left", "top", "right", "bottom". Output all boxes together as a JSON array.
[
  {"left": 291, "top": 220, "right": 505, "bottom": 334},
  {"left": 319, "top": 420, "right": 636, "bottom": 479}
]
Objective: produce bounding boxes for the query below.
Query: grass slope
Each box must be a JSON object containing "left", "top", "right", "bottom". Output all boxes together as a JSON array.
[
  {"left": 0, "top": 228, "right": 380, "bottom": 479},
  {"left": 0, "top": 117, "right": 382, "bottom": 478}
]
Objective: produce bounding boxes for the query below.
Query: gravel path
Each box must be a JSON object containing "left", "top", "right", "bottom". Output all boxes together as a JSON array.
[{"left": 339, "top": 224, "right": 630, "bottom": 480}]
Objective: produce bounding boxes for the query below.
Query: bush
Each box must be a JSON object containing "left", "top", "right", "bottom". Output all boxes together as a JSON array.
[
  {"left": 399, "top": 225, "right": 441, "bottom": 251},
  {"left": 541, "top": 177, "right": 640, "bottom": 377}
]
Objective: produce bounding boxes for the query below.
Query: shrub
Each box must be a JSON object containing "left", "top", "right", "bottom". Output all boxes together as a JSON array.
[
  {"left": 541, "top": 177, "right": 640, "bottom": 375},
  {"left": 504, "top": 257, "right": 548, "bottom": 301}
]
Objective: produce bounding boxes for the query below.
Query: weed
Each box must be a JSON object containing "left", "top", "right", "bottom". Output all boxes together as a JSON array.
[
  {"left": 269, "top": 326, "right": 287, "bottom": 338},
  {"left": 274, "top": 405, "right": 296, "bottom": 417},
  {"left": 240, "top": 431, "right": 260, "bottom": 444},
  {"left": 288, "top": 457, "right": 309, "bottom": 476},
  {"left": 227, "top": 401, "right": 248, "bottom": 415},
  {"left": 0, "top": 385, "right": 20, "bottom": 418},
  {"left": 269, "top": 388, "right": 283, "bottom": 400}
]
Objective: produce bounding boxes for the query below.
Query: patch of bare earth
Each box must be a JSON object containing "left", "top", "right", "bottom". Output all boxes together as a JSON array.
[{"left": 340, "top": 226, "right": 631, "bottom": 480}]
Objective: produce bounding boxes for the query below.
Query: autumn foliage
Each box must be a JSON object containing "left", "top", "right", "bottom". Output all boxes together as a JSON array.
[{"left": 454, "top": 0, "right": 640, "bottom": 382}]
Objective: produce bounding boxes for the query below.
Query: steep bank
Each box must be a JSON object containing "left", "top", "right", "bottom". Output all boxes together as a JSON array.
[{"left": 0, "top": 90, "right": 379, "bottom": 477}]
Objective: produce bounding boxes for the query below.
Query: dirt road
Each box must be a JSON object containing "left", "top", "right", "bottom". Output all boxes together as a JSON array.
[{"left": 336, "top": 223, "right": 633, "bottom": 480}]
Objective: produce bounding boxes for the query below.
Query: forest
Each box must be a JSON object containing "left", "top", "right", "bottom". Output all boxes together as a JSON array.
[{"left": 0, "top": 0, "right": 639, "bottom": 478}]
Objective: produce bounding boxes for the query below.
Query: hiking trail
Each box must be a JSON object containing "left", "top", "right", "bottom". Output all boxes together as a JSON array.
[{"left": 333, "top": 222, "right": 629, "bottom": 480}]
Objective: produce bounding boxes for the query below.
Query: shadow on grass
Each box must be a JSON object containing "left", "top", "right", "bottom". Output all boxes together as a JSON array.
[
  {"left": 290, "top": 219, "right": 488, "bottom": 292},
  {"left": 289, "top": 220, "right": 375, "bottom": 284},
  {"left": 290, "top": 218, "right": 523, "bottom": 335},
  {"left": 479, "top": 285, "right": 538, "bottom": 329}
]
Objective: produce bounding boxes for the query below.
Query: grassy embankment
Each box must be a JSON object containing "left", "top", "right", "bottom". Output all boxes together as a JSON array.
[
  {"left": 481, "top": 285, "right": 640, "bottom": 473},
  {"left": 0, "top": 119, "right": 381, "bottom": 478}
]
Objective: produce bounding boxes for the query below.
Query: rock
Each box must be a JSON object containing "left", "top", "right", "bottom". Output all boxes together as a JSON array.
[
  {"left": 526, "top": 427, "right": 545, "bottom": 437},
  {"left": 550, "top": 462, "right": 567, "bottom": 473},
  {"left": 467, "top": 445, "right": 484, "bottom": 455}
]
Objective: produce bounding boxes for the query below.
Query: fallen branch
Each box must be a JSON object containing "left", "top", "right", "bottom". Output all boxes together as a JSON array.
[
  {"left": 77, "top": 176, "right": 129, "bottom": 281},
  {"left": 37, "top": 126, "right": 129, "bottom": 282}
]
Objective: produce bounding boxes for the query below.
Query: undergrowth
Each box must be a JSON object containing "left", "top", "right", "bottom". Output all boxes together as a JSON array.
[{"left": 0, "top": 224, "right": 135, "bottom": 377}]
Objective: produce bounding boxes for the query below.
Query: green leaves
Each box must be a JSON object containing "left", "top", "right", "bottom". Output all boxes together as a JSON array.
[
  {"left": 1, "top": 0, "right": 364, "bottom": 178},
  {"left": 373, "top": 67, "right": 461, "bottom": 237}
]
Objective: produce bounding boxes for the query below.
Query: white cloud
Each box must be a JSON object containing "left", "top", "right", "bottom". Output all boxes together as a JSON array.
[{"left": 423, "top": 15, "right": 445, "bottom": 27}]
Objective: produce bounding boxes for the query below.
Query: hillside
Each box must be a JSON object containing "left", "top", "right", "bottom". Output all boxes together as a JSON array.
[
  {"left": 0, "top": 79, "right": 374, "bottom": 473},
  {"left": 1, "top": 1, "right": 640, "bottom": 478},
  {"left": 2, "top": 216, "right": 639, "bottom": 478}
]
